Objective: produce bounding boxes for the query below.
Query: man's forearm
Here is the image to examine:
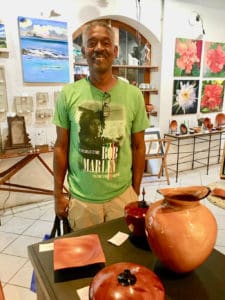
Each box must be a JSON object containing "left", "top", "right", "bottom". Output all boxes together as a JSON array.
[
  {"left": 132, "top": 147, "right": 146, "bottom": 195},
  {"left": 53, "top": 147, "right": 68, "bottom": 196}
]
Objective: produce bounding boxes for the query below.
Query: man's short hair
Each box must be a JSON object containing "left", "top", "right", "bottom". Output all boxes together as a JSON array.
[{"left": 82, "top": 20, "right": 115, "bottom": 46}]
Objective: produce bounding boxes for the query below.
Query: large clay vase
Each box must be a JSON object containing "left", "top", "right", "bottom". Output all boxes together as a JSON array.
[{"left": 145, "top": 186, "right": 217, "bottom": 274}]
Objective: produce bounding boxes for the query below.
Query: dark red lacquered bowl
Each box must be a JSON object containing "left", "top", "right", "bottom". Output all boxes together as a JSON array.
[{"left": 124, "top": 199, "right": 149, "bottom": 237}]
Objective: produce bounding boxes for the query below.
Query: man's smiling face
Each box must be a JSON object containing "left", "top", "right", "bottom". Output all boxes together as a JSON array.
[{"left": 82, "top": 25, "right": 118, "bottom": 74}]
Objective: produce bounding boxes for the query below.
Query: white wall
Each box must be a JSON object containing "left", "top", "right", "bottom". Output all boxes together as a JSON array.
[{"left": 1, "top": 0, "right": 225, "bottom": 207}]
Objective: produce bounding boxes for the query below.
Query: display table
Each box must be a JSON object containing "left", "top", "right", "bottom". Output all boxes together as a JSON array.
[
  {"left": 207, "top": 181, "right": 225, "bottom": 209},
  {"left": 164, "top": 129, "right": 225, "bottom": 182},
  {"left": 0, "top": 146, "right": 68, "bottom": 195},
  {"left": 28, "top": 217, "right": 225, "bottom": 300}
]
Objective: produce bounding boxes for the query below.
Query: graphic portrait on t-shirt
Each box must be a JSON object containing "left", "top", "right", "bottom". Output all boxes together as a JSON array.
[{"left": 77, "top": 100, "right": 125, "bottom": 178}]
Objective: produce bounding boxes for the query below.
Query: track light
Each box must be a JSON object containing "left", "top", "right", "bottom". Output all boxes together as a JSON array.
[{"left": 189, "top": 11, "right": 206, "bottom": 37}]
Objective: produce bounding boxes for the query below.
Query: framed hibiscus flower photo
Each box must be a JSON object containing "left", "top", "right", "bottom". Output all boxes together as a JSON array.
[
  {"left": 172, "top": 80, "right": 199, "bottom": 115},
  {"left": 200, "top": 80, "right": 224, "bottom": 113},
  {"left": 203, "top": 42, "right": 225, "bottom": 77},
  {"left": 174, "top": 38, "right": 203, "bottom": 77}
]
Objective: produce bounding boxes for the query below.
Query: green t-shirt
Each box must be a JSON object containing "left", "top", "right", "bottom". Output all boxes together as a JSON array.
[{"left": 53, "top": 78, "right": 149, "bottom": 203}]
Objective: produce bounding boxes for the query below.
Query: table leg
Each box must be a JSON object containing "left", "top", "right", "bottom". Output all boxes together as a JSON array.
[
  {"left": 192, "top": 136, "right": 196, "bottom": 169},
  {"left": 176, "top": 139, "right": 180, "bottom": 182},
  {"left": 206, "top": 134, "right": 212, "bottom": 175}
]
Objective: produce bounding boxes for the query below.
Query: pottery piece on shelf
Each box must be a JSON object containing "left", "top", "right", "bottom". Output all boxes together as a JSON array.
[
  {"left": 189, "top": 128, "right": 195, "bottom": 134},
  {"left": 215, "top": 113, "right": 225, "bottom": 128},
  {"left": 203, "top": 117, "right": 212, "bottom": 130},
  {"left": 145, "top": 103, "right": 154, "bottom": 113},
  {"left": 169, "top": 120, "right": 177, "bottom": 133},
  {"left": 145, "top": 186, "right": 217, "bottom": 274},
  {"left": 89, "top": 262, "right": 165, "bottom": 300},
  {"left": 193, "top": 126, "right": 201, "bottom": 133},
  {"left": 180, "top": 123, "right": 187, "bottom": 134}
]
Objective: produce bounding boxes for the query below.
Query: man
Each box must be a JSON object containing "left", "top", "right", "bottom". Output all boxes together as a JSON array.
[{"left": 53, "top": 20, "right": 149, "bottom": 230}]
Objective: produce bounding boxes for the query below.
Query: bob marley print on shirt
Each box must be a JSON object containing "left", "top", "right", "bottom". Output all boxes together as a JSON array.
[{"left": 77, "top": 98, "right": 125, "bottom": 179}]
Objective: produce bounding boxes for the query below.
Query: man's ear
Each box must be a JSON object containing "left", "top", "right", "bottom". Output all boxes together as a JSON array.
[
  {"left": 81, "top": 46, "right": 86, "bottom": 58},
  {"left": 114, "top": 45, "right": 118, "bottom": 58}
]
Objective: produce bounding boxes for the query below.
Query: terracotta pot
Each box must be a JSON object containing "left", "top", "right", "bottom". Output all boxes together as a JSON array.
[
  {"left": 169, "top": 120, "right": 177, "bottom": 132},
  {"left": 215, "top": 113, "right": 225, "bottom": 127},
  {"left": 89, "top": 262, "right": 165, "bottom": 300},
  {"left": 203, "top": 117, "right": 212, "bottom": 129},
  {"left": 145, "top": 186, "right": 217, "bottom": 273}
]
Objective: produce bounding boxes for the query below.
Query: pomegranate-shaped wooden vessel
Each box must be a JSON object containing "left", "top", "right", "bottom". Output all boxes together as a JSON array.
[
  {"left": 145, "top": 186, "right": 217, "bottom": 273},
  {"left": 89, "top": 262, "right": 165, "bottom": 300},
  {"left": 124, "top": 188, "right": 149, "bottom": 238}
]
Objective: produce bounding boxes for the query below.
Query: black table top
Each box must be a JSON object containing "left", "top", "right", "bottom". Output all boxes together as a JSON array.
[{"left": 28, "top": 217, "right": 225, "bottom": 300}]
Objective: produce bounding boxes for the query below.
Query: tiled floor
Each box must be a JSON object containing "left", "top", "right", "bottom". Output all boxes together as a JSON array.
[{"left": 0, "top": 164, "right": 225, "bottom": 300}]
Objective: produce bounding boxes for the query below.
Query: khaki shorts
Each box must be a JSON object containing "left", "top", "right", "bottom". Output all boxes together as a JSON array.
[{"left": 68, "top": 186, "right": 138, "bottom": 231}]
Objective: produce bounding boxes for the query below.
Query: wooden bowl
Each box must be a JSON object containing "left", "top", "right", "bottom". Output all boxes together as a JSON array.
[
  {"left": 169, "top": 120, "right": 177, "bottom": 132},
  {"left": 215, "top": 113, "right": 225, "bottom": 127}
]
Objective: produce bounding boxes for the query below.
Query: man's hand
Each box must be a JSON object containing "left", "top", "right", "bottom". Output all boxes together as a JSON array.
[{"left": 54, "top": 194, "right": 69, "bottom": 219}]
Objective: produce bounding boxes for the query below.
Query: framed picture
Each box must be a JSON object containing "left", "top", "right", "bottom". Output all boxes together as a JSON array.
[
  {"left": 203, "top": 41, "right": 225, "bottom": 77},
  {"left": 5, "top": 115, "right": 31, "bottom": 149},
  {"left": 18, "top": 16, "right": 69, "bottom": 83},
  {"left": 144, "top": 130, "right": 164, "bottom": 155},
  {"left": 14, "top": 96, "right": 33, "bottom": 113},
  {"left": 200, "top": 80, "right": 224, "bottom": 113},
  {"left": 172, "top": 80, "right": 199, "bottom": 115},
  {"left": 173, "top": 38, "right": 203, "bottom": 77},
  {"left": 36, "top": 92, "right": 49, "bottom": 107},
  {"left": 0, "top": 23, "right": 7, "bottom": 49}
]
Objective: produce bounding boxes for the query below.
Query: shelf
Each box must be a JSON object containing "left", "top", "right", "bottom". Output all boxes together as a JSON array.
[
  {"left": 141, "top": 89, "right": 158, "bottom": 94},
  {"left": 0, "top": 49, "right": 9, "bottom": 58},
  {"left": 112, "top": 65, "right": 158, "bottom": 71},
  {"left": 74, "top": 63, "right": 158, "bottom": 72},
  {"left": 149, "top": 111, "right": 158, "bottom": 117},
  {"left": 0, "top": 48, "right": 9, "bottom": 52}
]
